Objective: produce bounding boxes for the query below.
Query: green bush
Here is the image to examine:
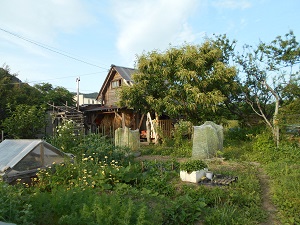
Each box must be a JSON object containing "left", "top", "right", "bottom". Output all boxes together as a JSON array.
[
  {"left": 239, "top": 132, "right": 300, "bottom": 224},
  {"left": 28, "top": 186, "right": 162, "bottom": 225},
  {"left": 172, "top": 120, "right": 193, "bottom": 147},
  {"left": 140, "top": 140, "right": 192, "bottom": 158},
  {"left": 180, "top": 159, "right": 207, "bottom": 173},
  {"left": 0, "top": 181, "right": 34, "bottom": 224}
]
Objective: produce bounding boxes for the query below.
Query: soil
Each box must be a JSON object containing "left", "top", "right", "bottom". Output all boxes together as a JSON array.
[
  {"left": 255, "top": 165, "right": 280, "bottom": 225},
  {"left": 134, "top": 155, "right": 280, "bottom": 225}
]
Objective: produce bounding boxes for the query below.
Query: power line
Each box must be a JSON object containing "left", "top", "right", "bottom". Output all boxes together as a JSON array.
[
  {"left": 27, "top": 71, "right": 106, "bottom": 84},
  {"left": 0, "top": 27, "right": 109, "bottom": 70},
  {"left": 0, "top": 71, "right": 107, "bottom": 86}
]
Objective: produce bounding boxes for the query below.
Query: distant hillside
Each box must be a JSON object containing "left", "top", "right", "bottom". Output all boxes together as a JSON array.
[
  {"left": 0, "top": 67, "right": 22, "bottom": 84},
  {"left": 72, "top": 92, "right": 99, "bottom": 99},
  {"left": 84, "top": 92, "right": 98, "bottom": 99}
]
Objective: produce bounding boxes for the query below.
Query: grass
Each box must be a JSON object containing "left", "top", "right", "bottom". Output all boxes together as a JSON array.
[
  {"left": 1, "top": 130, "right": 299, "bottom": 224},
  {"left": 223, "top": 131, "right": 300, "bottom": 225}
]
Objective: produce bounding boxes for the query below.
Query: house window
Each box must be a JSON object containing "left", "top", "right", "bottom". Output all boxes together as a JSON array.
[{"left": 111, "top": 79, "right": 122, "bottom": 88}]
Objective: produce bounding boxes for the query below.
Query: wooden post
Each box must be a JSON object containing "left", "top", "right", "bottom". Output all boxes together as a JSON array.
[
  {"left": 146, "top": 117, "right": 151, "bottom": 143},
  {"left": 122, "top": 113, "right": 125, "bottom": 128},
  {"left": 40, "top": 143, "right": 45, "bottom": 167},
  {"left": 147, "top": 112, "right": 158, "bottom": 144},
  {"left": 138, "top": 114, "right": 145, "bottom": 130}
]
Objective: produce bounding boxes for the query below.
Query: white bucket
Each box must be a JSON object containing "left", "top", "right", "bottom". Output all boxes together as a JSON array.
[{"left": 206, "top": 171, "right": 213, "bottom": 180}]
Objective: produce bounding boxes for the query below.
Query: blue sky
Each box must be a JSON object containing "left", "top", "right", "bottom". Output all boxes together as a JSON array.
[{"left": 0, "top": 0, "right": 299, "bottom": 94}]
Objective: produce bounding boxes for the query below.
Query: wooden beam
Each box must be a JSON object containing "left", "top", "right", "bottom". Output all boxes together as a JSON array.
[
  {"left": 147, "top": 112, "right": 157, "bottom": 143},
  {"left": 122, "top": 113, "right": 125, "bottom": 128},
  {"left": 114, "top": 111, "right": 122, "bottom": 120},
  {"left": 138, "top": 114, "right": 145, "bottom": 130}
]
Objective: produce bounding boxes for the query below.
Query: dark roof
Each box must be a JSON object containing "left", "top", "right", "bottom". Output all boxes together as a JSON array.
[
  {"left": 113, "top": 65, "right": 137, "bottom": 81},
  {"left": 97, "top": 64, "right": 137, "bottom": 101}
]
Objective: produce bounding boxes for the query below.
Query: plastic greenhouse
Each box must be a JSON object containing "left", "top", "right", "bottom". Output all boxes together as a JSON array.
[{"left": 0, "top": 139, "right": 71, "bottom": 184}]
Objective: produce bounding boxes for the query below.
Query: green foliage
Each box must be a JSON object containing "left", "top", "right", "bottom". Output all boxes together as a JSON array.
[
  {"left": 227, "top": 130, "right": 300, "bottom": 224},
  {"left": 0, "top": 181, "right": 34, "bottom": 224},
  {"left": 48, "top": 120, "right": 82, "bottom": 153},
  {"left": 0, "top": 148, "right": 268, "bottom": 225},
  {"left": 163, "top": 194, "right": 206, "bottom": 225},
  {"left": 72, "top": 133, "right": 132, "bottom": 165},
  {"left": 2, "top": 104, "right": 47, "bottom": 138},
  {"left": 180, "top": 159, "right": 207, "bottom": 173},
  {"left": 172, "top": 120, "right": 193, "bottom": 147},
  {"left": 28, "top": 186, "right": 160, "bottom": 225},
  {"left": 1, "top": 124, "right": 292, "bottom": 225},
  {"left": 237, "top": 30, "right": 300, "bottom": 145},
  {"left": 0, "top": 66, "right": 76, "bottom": 139},
  {"left": 35, "top": 83, "right": 76, "bottom": 106},
  {"left": 140, "top": 140, "right": 192, "bottom": 158},
  {"left": 249, "top": 139, "right": 300, "bottom": 224},
  {"left": 0, "top": 66, "right": 44, "bottom": 112},
  {"left": 136, "top": 160, "right": 179, "bottom": 197},
  {"left": 179, "top": 161, "right": 266, "bottom": 224},
  {"left": 119, "top": 41, "right": 238, "bottom": 123}
]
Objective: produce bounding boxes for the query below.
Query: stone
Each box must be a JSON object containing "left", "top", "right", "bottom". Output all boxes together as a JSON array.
[{"left": 192, "top": 121, "right": 223, "bottom": 159}]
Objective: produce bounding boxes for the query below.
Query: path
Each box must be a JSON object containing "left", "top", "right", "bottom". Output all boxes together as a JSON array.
[
  {"left": 252, "top": 163, "right": 280, "bottom": 225},
  {"left": 135, "top": 155, "right": 280, "bottom": 224}
]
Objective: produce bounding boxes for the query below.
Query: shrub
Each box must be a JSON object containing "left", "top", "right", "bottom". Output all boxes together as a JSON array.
[
  {"left": 172, "top": 120, "right": 193, "bottom": 147},
  {"left": 180, "top": 159, "right": 207, "bottom": 173}
]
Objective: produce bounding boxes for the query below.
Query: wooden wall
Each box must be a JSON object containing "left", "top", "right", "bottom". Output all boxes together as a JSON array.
[{"left": 105, "top": 72, "right": 123, "bottom": 106}]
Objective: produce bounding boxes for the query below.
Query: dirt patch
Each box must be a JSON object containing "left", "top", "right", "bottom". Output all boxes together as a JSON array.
[
  {"left": 134, "top": 154, "right": 188, "bottom": 163},
  {"left": 254, "top": 164, "right": 280, "bottom": 225}
]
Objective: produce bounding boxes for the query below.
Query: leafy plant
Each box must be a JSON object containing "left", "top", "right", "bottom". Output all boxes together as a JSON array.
[
  {"left": 172, "top": 120, "right": 193, "bottom": 147},
  {"left": 47, "top": 119, "right": 83, "bottom": 154},
  {"left": 180, "top": 160, "right": 208, "bottom": 173},
  {"left": 2, "top": 104, "right": 47, "bottom": 138}
]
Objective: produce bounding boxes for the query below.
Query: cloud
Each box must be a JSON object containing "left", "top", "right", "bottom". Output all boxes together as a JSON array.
[
  {"left": 111, "top": 0, "right": 199, "bottom": 65},
  {"left": 0, "top": 0, "right": 94, "bottom": 54},
  {"left": 211, "top": 0, "right": 251, "bottom": 10}
]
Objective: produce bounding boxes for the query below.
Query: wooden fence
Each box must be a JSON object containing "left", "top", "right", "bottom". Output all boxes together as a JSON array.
[{"left": 157, "top": 119, "right": 173, "bottom": 138}]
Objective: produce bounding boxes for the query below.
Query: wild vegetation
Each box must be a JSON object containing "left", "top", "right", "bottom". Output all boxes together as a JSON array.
[
  {"left": 1, "top": 123, "right": 299, "bottom": 224},
  {"left": 0, "top": 31, "right": 299, "bottom": 224}
]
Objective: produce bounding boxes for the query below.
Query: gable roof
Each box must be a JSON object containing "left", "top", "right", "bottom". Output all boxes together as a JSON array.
[
  {"left": 0, "top": 139, "right": 65, "bottom": 174},
  {"left": 96, "top": 64, "right": 137, "bottom": 101},
  {"left": 114, "top": 65, "right": 136, "bottom": 81}
]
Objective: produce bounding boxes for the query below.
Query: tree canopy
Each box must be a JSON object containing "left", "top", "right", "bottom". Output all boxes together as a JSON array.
[
  {"left": 0, "top": 65, "right": 76, "bottom": 138},
  {"left": 119, "top": 40, "right": 238, "bottom": 124},
  {"left": 237, "top": 30, "right": 300, "bottom": 146}
]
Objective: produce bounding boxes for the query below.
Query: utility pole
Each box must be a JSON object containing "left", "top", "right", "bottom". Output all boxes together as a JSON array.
[{"left": 76, "top": 77, "right": 80, "bottom": 111}]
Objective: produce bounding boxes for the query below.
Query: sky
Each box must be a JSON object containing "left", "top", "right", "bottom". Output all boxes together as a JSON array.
[{"left": 0, "top": 0, "right": 299, "bottom": 94}]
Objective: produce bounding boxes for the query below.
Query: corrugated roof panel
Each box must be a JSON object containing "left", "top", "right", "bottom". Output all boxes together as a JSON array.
[{"left": 0, "top": 139, "right": 42, "bottom": 172}]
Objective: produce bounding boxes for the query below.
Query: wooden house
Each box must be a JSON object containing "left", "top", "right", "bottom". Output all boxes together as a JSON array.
[
  {"left": 82, "top": 65, "right": 146, "bottom": 136},
  {"left": 82, "top": 64, "right": 174, "bottom": 142}
]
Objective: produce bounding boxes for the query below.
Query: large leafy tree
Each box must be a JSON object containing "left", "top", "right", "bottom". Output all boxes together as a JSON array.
[
  {"left": 119, "top": 41, "right": 238, "bottom": 124},
  {"left": 0, "top": 65, "right": 76, "bottom": 139},
  {"left": 237, "top": 31, "right": 300, "bottom": 146},
  {"left": 2, "top": 104, "right": 47, "bottom": 138},
  {"left": 0, "top": 65, "right": 43, "bottom": 121},
  {"left": 34, "top": 83, "right": 76, "bottom": 106}
]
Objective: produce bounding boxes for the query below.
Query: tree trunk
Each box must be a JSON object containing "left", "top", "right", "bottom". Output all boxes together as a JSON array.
[{"left": 263, "top": 81, "right": 280, "bottom": 147}]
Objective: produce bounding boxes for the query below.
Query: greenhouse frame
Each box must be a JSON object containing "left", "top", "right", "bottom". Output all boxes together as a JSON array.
[{"left": 0, "top": 139, "right": 71, "bottom": 184}]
